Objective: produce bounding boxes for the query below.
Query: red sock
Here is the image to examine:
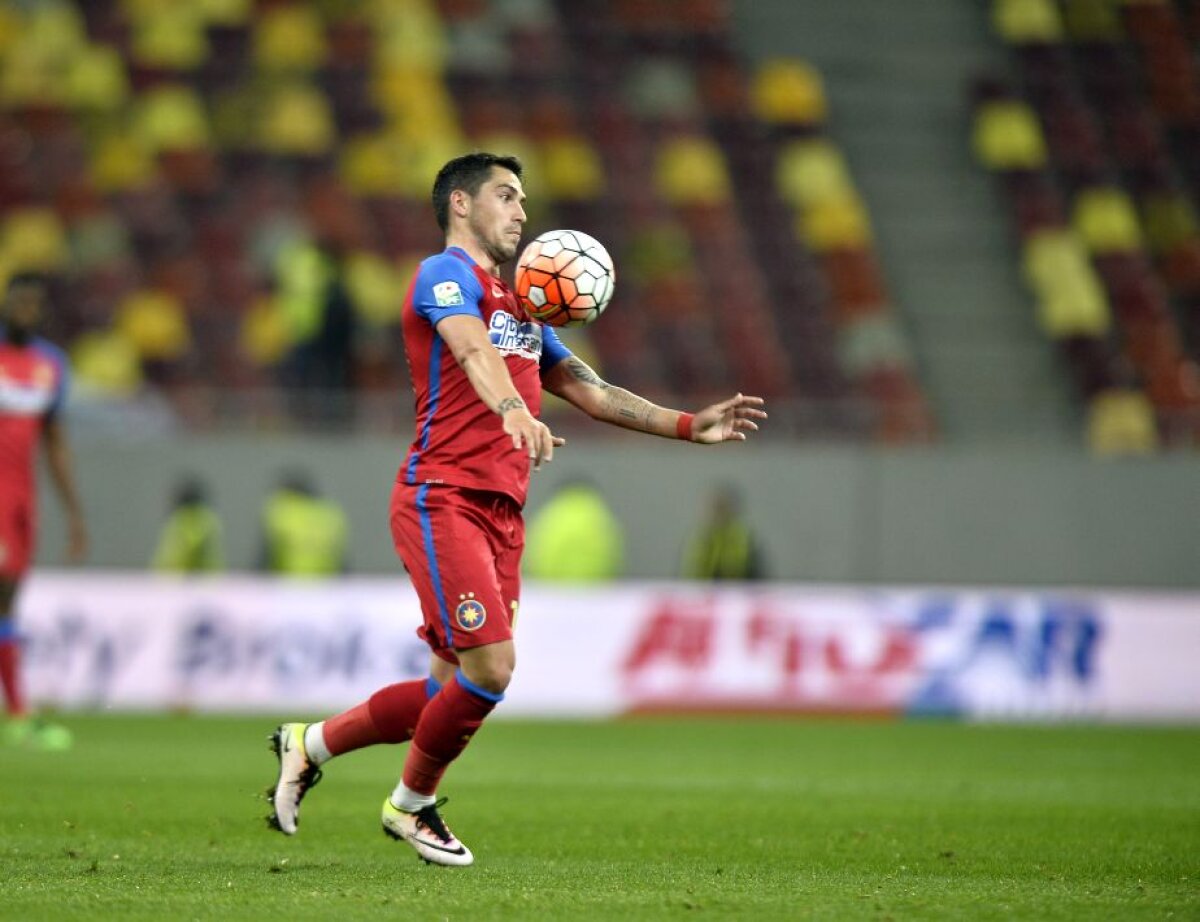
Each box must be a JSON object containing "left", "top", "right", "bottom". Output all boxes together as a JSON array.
[
  {"left": 323, "top": 678, "right": 436, "bottom": 755},
  {"left": 402, "top": 673, "right": 500, "bottom": 795},
  {"left": 0, "top": 637, "right": 26, "bottom": 717}
]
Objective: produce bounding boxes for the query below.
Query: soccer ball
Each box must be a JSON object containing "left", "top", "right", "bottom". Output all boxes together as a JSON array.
[{"left": 514, "top": 229, "right": 615, "bottom": 327}]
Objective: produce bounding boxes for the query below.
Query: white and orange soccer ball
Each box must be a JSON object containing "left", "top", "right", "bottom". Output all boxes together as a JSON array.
[{"left": 514, "top": 229, "right": 615, "bottom": 327}]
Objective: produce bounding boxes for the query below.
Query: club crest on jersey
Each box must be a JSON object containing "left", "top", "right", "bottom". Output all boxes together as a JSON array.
[
  {"left": 433, "top": 280, "right": 464, "bottom": 307},
  {"left": 455, "top": 593, "right": 487, "bottom": 632},
  {"left": 488, "top": 310, "right": 542, "bottom": 360}
]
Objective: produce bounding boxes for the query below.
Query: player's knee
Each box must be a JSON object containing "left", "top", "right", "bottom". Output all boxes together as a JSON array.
[
  {"left": 460, "top": 649, "right": 515, "bottom": 695},
  {"left": 464, "top": 660, "right": 513, "bottom": 695}
]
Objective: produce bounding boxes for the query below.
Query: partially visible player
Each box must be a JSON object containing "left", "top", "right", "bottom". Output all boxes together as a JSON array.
[
  {"left": 266, "top": 153, "right": 767, "bottom": 865},
  {"left": 0, "top": 273, "right": 88, "bottom": 749}
]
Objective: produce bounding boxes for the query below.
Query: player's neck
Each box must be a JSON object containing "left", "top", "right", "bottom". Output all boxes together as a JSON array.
[{"left": 444, "top": 233, "right": 500, "bottom": 276}]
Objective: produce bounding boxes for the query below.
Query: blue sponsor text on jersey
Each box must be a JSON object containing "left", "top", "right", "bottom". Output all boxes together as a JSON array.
[{"left": 489, "top": 310, "right": 543, "bottom": 359}]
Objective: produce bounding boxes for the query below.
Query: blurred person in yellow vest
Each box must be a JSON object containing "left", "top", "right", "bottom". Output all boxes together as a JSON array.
[
  {"left": 152, "top": 475, "right": 224, "bottom": 574},
  {"left": 524, "top": 476, "right": 623, "bottom": 582},
  {"left": 259, "top": 469, "right": 348, "bottom": 577},
  {"left": 683, "top": 483, "right": 766, "bottom": 581}
]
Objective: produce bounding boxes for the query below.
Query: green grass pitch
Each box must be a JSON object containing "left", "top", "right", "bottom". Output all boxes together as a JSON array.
[{"left": 2, "top": 715, "right": 1197, "bottom": 920}]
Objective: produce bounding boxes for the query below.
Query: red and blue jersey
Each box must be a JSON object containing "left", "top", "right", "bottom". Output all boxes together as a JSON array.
[
  {"left": 399, "top": 247, "right": 571, "bottom": 507},
  {"left": 0, "top": 328, "right": 68, "bottom": 501}
]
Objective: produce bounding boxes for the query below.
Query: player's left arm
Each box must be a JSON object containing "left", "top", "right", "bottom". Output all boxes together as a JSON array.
[
  {"left": 41, "top": 418, "right": 88, "bottom": 563},
  {"left": 542, "top": 355, "right": 767, "bottom": 443}
]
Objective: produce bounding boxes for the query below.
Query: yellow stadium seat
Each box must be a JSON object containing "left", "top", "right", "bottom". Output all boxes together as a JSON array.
[
  {"left": 371, "top": 0, "right": 448, "bottom": 73},
  {"left": 116, "top": 290, "right": 192, "bottom": 361},
  {"left": 1062, "top": 0, "right": 1124, "bottom": 41},
  {"left": 775, "top": 139, "right": 856, "bottom": 208},
  {"left": 1141, "top": 193, "right": 1199, "bottom": 254},
  {"left": 196, "top": 0, "right": 252, "bottom": 26},
  {"left": 90, "top": 131, "right": 159, "bottom": 191},
  {"left": 655, "top": 137, "right": 731, "bottom": 205},
  {"left": 134, "top": 85, "right": 212, "bottom": 153},
  {"left": 71, "top": 329, "right": 144, "bottom": 397},
  {"left": 1086, "top": 388, "right": 1159, "bottom": 455},
  {"left": 240, "top": 295, "right": 292, "bottom": 368},
  {"left": 798, "top": 194, "right": 874, "bottom": 250},
  {"left": 374, "top": 68, "right": 461, "bottom": 141},
  {"left": 1073, "top": 186, "right": 1144, "bottom": 252},
  {"left": 972, "top": 100, "right": 1048, "bottom": 170},
  {"left": 751, "top": 58, "right": 827, "bottom": 127},
  {"left": 254, "top": 6, "right": 328, "bottom": 73},
  {"left": 0, "top": 209, "right": 68, "bottom": 273},
  {"left": 1022, "top": 228, "right": 1112, "bottom": 336},
  {"left": 340, "top": 134, "right": 404, "bottom": 195},
  {"left": 541, "top": 136, "right": 605, "bottom": 201},
  {"left": 1, "top": 44, "right": 65, "bottom": 108},
  {"left": 0, "top": 7, "right": 22, "bottom": 59},
  {"left": 66, "top": 45, "right": 130, "bottom": 112},
  {"left": 992, "top": 0, "right": 1065, "bottom": 43},
  {"left": 258, "top": 83, "right": 335, "bottom": 155},
  {"left": 25, "top": 4, "right": 88, "bottom": 61},
  {"left": 131, "top": 10, "right": 210, "bottom": 70}
]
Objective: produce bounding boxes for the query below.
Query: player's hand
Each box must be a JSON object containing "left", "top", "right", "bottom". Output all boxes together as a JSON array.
[
  {"left": 66, "top": 514, "right": 88, "bottom": 564},
  {"left": 501, "top": 403, "right": 565, "bottom": 470},
  {"left": 691, "top": 393, "right": 767, "bottom": 444}
]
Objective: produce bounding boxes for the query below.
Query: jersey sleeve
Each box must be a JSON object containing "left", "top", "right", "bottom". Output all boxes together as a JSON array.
[
  {"left": 412, "top": 254, "right": 486, "bottom": 326},
  {"left": 539, "top": 324, "right": 573, "bottom": 372}
]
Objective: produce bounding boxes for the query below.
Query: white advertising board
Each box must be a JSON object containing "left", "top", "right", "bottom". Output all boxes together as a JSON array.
[{"left": 16, "top": 574, "right": 1200, "bottom": 720}]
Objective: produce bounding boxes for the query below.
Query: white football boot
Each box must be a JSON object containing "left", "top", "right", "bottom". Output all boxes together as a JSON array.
[
  {"left": 266, "top": 723, "right": 323, "bottom": 835},
  {"left": 381, "top": 796, "right": 474, "bottom": 866}
]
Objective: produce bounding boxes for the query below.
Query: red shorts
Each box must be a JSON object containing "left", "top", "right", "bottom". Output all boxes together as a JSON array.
[
  {"left": 390, "top": 482, "right": 524, "bottom": 664},
  {"left": 0, "top": 493, "right": 34, "bottom": 580}
]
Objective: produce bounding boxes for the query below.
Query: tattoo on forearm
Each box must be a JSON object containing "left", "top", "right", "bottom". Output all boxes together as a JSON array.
[
  {"left": 604, "top": 388, "right": 654, "bottom": 428},
  {"left": 496, "top": 397, "right": 526, "bottom": 415},
  {"left": 566, "top": 357, "right": 608, "bottom": 389}
]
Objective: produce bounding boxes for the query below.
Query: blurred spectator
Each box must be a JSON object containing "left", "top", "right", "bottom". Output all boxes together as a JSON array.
[
  {"left": 525, "top": 476, "right": 623, "bottom": 582},
  {"left": 276, "top": 238, "right": 357, "bottom": 423},
  {"left": 152, "top": 475, "right": 224, "bottom": 574},
  {"left": 683, "top": 483, "right": 766, "bottom": 581},
  {"left": 259, "top": 469, "right": 348, "bottom": 577}
]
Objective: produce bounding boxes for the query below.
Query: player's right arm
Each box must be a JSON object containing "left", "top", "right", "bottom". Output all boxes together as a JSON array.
[{"left": 436, "top": 314, "right": 563, "bottom": 469}]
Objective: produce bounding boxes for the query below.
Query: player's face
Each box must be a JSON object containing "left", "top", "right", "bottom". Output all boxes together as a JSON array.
[
  {"left": 467, "top": 168, "right": 527, "bottom": 266},
  {"left": 2, "top": 282, "right": 45, "bottom": 339}
]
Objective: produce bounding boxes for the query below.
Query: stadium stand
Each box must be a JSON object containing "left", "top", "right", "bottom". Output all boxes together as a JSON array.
[
  {"left": 0, "top": 0, "right": 933, "bottom": 441},
  {"left": 977, "top": 0, "right": 1200, "bottom": 451}
]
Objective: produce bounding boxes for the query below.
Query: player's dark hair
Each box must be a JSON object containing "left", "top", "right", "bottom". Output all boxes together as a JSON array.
[{"left": 432, "top": 152, "right": 523, "bottom": 233}]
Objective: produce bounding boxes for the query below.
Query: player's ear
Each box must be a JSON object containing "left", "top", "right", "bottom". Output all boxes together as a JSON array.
[{"left": 450, "top": 189, "right": 471, "bottom": 221}]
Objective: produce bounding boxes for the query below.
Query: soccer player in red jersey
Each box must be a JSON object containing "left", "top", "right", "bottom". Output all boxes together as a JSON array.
[
  {"left": 0, "top": 273, "right": 88, "bottom": 749},
  {"left": 267, "top": 153, "right": 767, "bottom": 865}
]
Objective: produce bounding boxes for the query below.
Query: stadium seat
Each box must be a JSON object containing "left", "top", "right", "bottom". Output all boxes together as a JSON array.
[
  {"left": 775, "top": 139, "right": 856, "bottom": 209},
  {"left": 130, "top": 8, "right": 210, "bottom": 72},
  {"left": 654, "top": 136, "right": 731, "bottom": 205},
  {"left": 253, "top": 6, "right": 328, "bottom": 74},
  {"left": 116, "top": 288, "right": 191, "bottom": 363},
  {"left": 1072, "top": 186, "right": 1144, "bottom": 253},
  {"left": 0, "top": 207, "right": 69, "bottom": 272},
  {"left": 798, "top": 193, "right": 874, "bottom": 251},
  {"left": 134, "top": 85, "right": 212, "bottom": 153},
  {"left": 1021, "top": 228, "right": 1112, "bottom": 336},
  {"left": 972, "top": 99, "right": 1049, "bottom": 171},
  {"left": 1086, "top": 388, "right": 1159, "bottom": 454},
  {"left": 751, "top": 58, "right": 827, "bottom": 129},
  {"left": 992, "top": 0, "right": 1065, "bottom": 44}
]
